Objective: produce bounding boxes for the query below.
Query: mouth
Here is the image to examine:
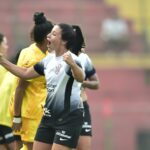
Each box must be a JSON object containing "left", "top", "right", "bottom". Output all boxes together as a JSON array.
[{"left": 47, "top": 41, "right": 51, "bottom": 48}]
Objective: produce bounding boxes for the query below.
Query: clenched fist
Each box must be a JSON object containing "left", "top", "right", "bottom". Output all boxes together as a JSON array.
[{"left": 63, "top": 51, "right": 75, "bottom": 67}]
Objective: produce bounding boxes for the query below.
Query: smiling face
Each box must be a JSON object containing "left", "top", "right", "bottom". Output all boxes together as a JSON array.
[
  {"left": 47, "top": 25, "right": 65, "bottom": 53},
  {"left": 0, "top": 36, "right": 8, "bottom": 56}
]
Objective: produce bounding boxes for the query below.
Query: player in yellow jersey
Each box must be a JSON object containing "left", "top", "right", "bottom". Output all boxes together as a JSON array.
[
  {"left": 9, "top": 12, "right": 54, "bottom": 150},
  {"left": 0, "top": 33, "right": 8, "bottom": 85},
  {"left": 0, "top": 33, "right": 20, "bottom": 150},
  {"left": 0, "top": 72, "right": 17, "bottom": 150},
  {"left": 0, "top": 52, "right": 22, "bottom": 150}
]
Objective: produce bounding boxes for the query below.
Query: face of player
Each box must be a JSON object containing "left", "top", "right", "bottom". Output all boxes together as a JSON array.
[
  {"left": 0, "top": 36, "right": 8, "bottom": 56},
  {"left": 47, "top": 25, "right": 65, "bottom": 53}
]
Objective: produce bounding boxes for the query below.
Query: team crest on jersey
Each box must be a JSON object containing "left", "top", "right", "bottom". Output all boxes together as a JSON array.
[{"left": 55, "top": 64, "right": 62, "bottom": 74}]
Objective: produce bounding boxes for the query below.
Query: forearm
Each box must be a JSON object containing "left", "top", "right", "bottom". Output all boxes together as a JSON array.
[
  {"left": 14, "top": 88, "right": 24, "bottom": 116},
  {"left": 1, "top": 57, "right": 27, "bottom": 78},
  {"left": 14, "top": 80, "right": 29, "bottom": 116},
  {"left": 0, "top": 57, "right": 39, "bottom": 79},
  {"left": 82, "top": 80, "right": 99, "bottom": 89}
]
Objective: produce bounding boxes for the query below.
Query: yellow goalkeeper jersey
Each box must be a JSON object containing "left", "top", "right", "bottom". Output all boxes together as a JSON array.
[
  {"left": 9, "top": 43, "right": 47, "bottom": 119},
  {"left": 0, "top": 72, "right": 17, "bottom": 127}
]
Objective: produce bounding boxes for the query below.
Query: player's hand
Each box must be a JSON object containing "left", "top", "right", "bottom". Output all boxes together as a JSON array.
[
  {"left": 12, "top": 122, "right": 22, "bottom": 132},
  {"left": 63, "top": 51, "right": 75, "bottom": 67}
]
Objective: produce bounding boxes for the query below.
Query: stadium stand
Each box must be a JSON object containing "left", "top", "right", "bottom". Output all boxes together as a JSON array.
[{"left": 0, "top": 0, "right": 146, "bottom": 55}]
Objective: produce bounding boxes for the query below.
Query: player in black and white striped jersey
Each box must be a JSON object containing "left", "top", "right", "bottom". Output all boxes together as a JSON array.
[{"left": 72, "top": 25, "right": 100, "bottom": 150}]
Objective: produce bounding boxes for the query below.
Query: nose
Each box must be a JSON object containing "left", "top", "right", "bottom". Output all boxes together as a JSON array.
[{"left": 47, "top": 33, "right": 51, "bottom": 40}]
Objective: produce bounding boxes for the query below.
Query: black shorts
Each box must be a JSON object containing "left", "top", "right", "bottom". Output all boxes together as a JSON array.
[
  {"left": 14, "top": 135, "right": 21, "bottom": 141},
  {"left": 0, "top": 125, "right": 15, "bottom": 144},
  {"left": 34, "top": 109, "right": 83, "bottom": 148},
  {"left": 80, "top": 101, "right": 92, "bottom": 136}
]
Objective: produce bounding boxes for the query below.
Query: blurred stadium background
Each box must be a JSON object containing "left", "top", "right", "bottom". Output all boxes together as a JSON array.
[{"left": 1, "top": 0, "right": 150, "bottom": 150}]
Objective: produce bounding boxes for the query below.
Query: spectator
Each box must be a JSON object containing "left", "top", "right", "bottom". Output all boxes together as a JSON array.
[{"left": 100, "top": 7, "right": 130, "bottom": 53}]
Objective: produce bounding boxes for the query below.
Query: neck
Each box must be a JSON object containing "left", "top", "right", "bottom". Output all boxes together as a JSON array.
[
  {"left": 36, "top": 43, "right": 47, "bottom": 54},
  {"left": 55, "top": 47, "right": 68, "bottom": 57}
]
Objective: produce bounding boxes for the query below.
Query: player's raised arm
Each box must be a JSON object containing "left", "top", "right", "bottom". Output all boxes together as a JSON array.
[{"left": 0, "top": 54, "right": 40, "bottom": 79}]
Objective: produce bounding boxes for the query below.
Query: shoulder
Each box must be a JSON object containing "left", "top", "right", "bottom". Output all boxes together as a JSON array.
[
  {"left": 19, "top": 47, "right": 30, "bottom": 55},
  {"left": 70, "top": 52, "right": 80, "bottom": 61},
  {"left": 79, "top": 53, "right": 92, "bottom": 63},
  {"left": 18, "top": 45, "right": 34, "bottom": 59},
  {"left": 79, "top": 52, "right": 89, "bottom": 59},
  {"left": 17, "top": 45, "right": 37, "bottom": 67},
  {"left": 70, "top": 52, "right": 81, "bottom": 62}
]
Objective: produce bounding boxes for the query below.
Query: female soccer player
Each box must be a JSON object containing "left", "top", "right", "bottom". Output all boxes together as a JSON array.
[
  {"left": 72, "top": 25, "right": 99, "bottom": 150},
  {"left": 9, "top": 12, "right": 54, "bottom": 150},
  {"left": 0, "top": 23, "right": 85, "bottom": 150},
  {"left": 0, "top": 33, "right": 8, "bottom": 84},
  {"left": 0, "top": 33, "right": 16, "bottom": 150}
]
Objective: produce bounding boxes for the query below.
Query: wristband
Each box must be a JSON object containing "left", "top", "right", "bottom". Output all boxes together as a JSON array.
[{"left": 13, "top": 117, "right": 22, "bottom": 123}]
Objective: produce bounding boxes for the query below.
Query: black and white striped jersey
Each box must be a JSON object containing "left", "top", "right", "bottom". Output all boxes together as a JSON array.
[{"left": 34, "top": 52, "right": 83, "bottom": 121}]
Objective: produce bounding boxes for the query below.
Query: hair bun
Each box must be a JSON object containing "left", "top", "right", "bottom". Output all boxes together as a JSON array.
[{"left": 34, "top": 12, "right": 46, "bottom": 25}]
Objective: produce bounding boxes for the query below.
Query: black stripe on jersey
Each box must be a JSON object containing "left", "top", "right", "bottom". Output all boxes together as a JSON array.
[
  {"left": 64, "top": 76, "right": 74, "bottom": 112},
  {"left": 34, "top": 63, "right": 45, "bottom": 75},
  {"left": 66, "top": 67, "right": 73, "bottom": 77},
  {"left": 56, "top": 77, "right": 74, "bottom": 120},
  {"left": 66, "top": 61, "right": 82, "bottom": 77},
  {"left": 85, "top": 68, "right": 96, "bottom": 79},
  {"left": 75, "top": 60, "right": 82, "bottom": 68}
]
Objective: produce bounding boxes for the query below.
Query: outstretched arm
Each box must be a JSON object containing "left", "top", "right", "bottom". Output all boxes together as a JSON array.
[{"left": 0, "top": 54, "right": 40, "bottom": 79}]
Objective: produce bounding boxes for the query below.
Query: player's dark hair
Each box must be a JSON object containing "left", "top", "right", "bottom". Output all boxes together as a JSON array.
[
  {"left": 72, "top": 25, "right": 85, "bottom": 55},
  {"left": 58, "top": 23, "right": 75, "bottom": 50},
  {"left": 32, "top": 12, "right": 54, "bottom": 44}
]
